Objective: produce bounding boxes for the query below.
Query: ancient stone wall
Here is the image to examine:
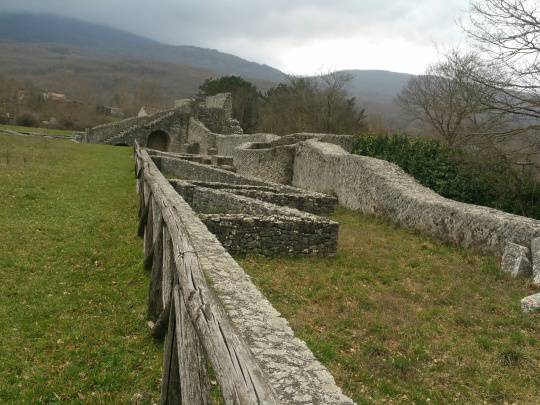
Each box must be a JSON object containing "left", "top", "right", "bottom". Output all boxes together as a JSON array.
[
  {"left": 85, "top": 115, "right": 153, "bottom": 144},
  {"left": 193, "top": 93, "right": 243, "bottom": 135},
  {"left": 293, "top": 140, "right": 540, "bottom": 254},
  {"left": 85, "top": 93, "right": 243, "bottom": 150},
  {"left": 151, "top": 151, "right": 338, "bottom": 212},
  {"left": 269, "top": 133, "right": 356, "bottom": 152},
  {"left": 170, "top": 179, "right": 338, "bottom": 256}
]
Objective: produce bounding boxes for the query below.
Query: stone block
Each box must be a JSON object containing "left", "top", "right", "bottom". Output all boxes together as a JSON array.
[
  {"left": 521, "top": 293, "right": 540, "bottom": 313},
  {"left": 501, "top": 242, "right": 532, "bottom": 277},
  {"left": 532, "top": 237, "right": 540, "bottom": 285}
]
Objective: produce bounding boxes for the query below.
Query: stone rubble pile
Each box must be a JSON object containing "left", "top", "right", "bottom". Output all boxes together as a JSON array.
[{"left": 501, "top": 237, "right": 540, "bottom": 312}]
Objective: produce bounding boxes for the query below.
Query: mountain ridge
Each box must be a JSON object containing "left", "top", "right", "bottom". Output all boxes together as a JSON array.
[
  {"left": 0, "top": 13, "right": 412, "bottom": 128},
  {"left": 0, "top": 12, "right": 286, "bottom": 82}
]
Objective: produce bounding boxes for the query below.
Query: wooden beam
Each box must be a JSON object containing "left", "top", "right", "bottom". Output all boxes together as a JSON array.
[
  {"left": 161, "top": 298, "right": 181, "bottom": 404},
  {"left": 148, "top": 220, "right": 164, "bottom": 320},
  {"left": 173, "top": 285, "right": 211, "bottom": 404}
]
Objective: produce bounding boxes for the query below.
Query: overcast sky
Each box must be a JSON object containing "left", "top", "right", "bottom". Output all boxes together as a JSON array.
[{"left": 0, "top": 0, "right": 471, "bottom": 74}]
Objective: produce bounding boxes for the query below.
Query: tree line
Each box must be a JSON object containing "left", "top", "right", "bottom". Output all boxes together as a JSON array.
[
  {"left": 198, "top": 73, "right": 367, "bottom": 135},
  {"left": 390, "top": 0, "right": 540, "bottom": 218}
]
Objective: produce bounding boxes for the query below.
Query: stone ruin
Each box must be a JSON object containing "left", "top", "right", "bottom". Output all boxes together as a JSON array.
[
  {"left": 85, "top": 92, "right": 540, "bottom": 313},
  {"left": 82, "top": 90, "right": 540, "bottom": 404}
]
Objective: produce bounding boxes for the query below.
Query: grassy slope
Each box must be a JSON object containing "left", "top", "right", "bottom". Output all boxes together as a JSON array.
[
  {"left": 0, "top": 124, "right": 77, "bottom": 137},
  {"left": 0, "top": 135, "right": 161, "bottom": 403},
  {"left": 239, "top": 209, "right": 540, "bottom": 404}
]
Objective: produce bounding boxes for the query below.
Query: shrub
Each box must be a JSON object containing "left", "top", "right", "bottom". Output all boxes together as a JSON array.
[
  {"left": 15, "top": 113, "right": 38, "bottom": 128},
  {"left": 352, "top": 134, "right": 540, "bottom": 219}
]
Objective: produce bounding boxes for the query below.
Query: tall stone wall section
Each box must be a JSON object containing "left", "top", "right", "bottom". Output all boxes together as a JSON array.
[
  {"left": 232, "top": 134, "right": 356, "bottom": 184},
  {"left": 292, "top": 140, "right": 540, "bottom": 254},
  {"left": 234, "top": 142, "right": 297, "bottom": 184},
  {"left": 193, "top": 93, "right": 243, "bottom": 135},
  {"left": 186, "top": 117, "right": 217, "bottom": 154}
]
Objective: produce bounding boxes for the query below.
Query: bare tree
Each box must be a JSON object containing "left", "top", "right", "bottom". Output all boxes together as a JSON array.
[
  {"left": 397, "top": 51, "right": 502, "bottom": 145},
  {"left": 463, "top": 0, "right": 540, "bottom": 126},
  {"left": 258, "top": 72, "right": 366, "bottom": 135}
]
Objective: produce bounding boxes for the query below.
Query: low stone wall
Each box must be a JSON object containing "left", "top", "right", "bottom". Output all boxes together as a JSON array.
[
  {"left": 153, "top": 155, "right": 273, "bottom": 186},
  {"left": 152, "top": 152, "right": 339, "bottom": 202},
  {"left": 293, "top": 140, "right": 540, "bottom": 254},
  {"left": 216, "top": 133, "right": 280, "bottom": 156},
  {"left": 202, "top": 214, "right": 337, "bottom": 256},
  {"left": 187, "top": 180, "right": 337, "bottom": 215},
  {"left": 170, "top": 179, "right": 338, "bottom": 256}
]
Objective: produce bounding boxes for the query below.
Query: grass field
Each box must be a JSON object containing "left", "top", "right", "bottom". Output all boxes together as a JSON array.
[
  {"left": 239, "top": 210, "right": 540, "bottom": 404},
  {"left": 0, "top": 124, "right": 78, "bottom": 137},
  {"left": 0, "top": 135, "right": 161, "bottom": 403},
  {"left": 2, "top": 133, "right": 539, "bottom": 404}
]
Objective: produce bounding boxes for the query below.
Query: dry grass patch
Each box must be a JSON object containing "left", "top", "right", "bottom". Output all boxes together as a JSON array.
[{"left": 239, "top": 208, "right": 540, "bottom": 404}]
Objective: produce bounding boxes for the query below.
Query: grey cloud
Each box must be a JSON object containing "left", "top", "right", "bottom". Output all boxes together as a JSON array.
[{"left": 0, "top": 0, "right": 470, "bottom": 71}]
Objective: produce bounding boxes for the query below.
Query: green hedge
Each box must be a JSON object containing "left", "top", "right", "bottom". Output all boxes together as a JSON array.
[{"left": 352, "top": 134, "right": 540, "bottom": 219}]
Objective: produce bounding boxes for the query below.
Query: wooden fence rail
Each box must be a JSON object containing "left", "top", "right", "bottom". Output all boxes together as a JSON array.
[{"left": 134, "top": 142, "right": 279, "bottom": 404}]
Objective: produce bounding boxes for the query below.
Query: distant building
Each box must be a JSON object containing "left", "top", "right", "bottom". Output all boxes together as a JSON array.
[
  {"left": 174, "top": 99, "right": 191, "bottom": 109},
  {"left": 137, "top": 106, "right": 161, "bottom": 118},
  {"left": 96, "top": 105, "right": 123, "bottom": 117},
  {"left": 42, "top": 92, "right": 66, "bottom": 102},
  {"left": 16, "top": 88, "right": 25, "bottom": 103}
]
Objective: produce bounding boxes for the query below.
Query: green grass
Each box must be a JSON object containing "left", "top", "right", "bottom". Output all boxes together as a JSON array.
[
  {"left": 3, "top": 133, "right": 539, "bottom": 404},
  {"left": 239, "top": 209, "right": 540, "bottom": 404},
  {"left": 0, "top": 124, "right": 78, "bottom": 137},
  {"left": 0, "top": 135, "right": 161, "bottom": 403}
]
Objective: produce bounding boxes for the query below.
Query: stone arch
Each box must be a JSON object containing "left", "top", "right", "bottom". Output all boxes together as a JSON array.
[
  {"left": 114, "top": 143, "right": 129, "bottom": 147},
  {"left": 147, "top": 130, "right": 170, "bottom": 151}
]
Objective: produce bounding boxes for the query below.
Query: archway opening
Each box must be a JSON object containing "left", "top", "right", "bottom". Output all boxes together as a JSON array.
[
  {"left": 147, "top": 130, "right": 170, "bottom": 151},
  {"left": 114, "top": 143, "right": 129, "bottom": 147}
]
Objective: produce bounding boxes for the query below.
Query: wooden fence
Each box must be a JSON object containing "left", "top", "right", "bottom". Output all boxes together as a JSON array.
[{"left": 135, "top": 143, "right": 279, "bottom": 404}]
